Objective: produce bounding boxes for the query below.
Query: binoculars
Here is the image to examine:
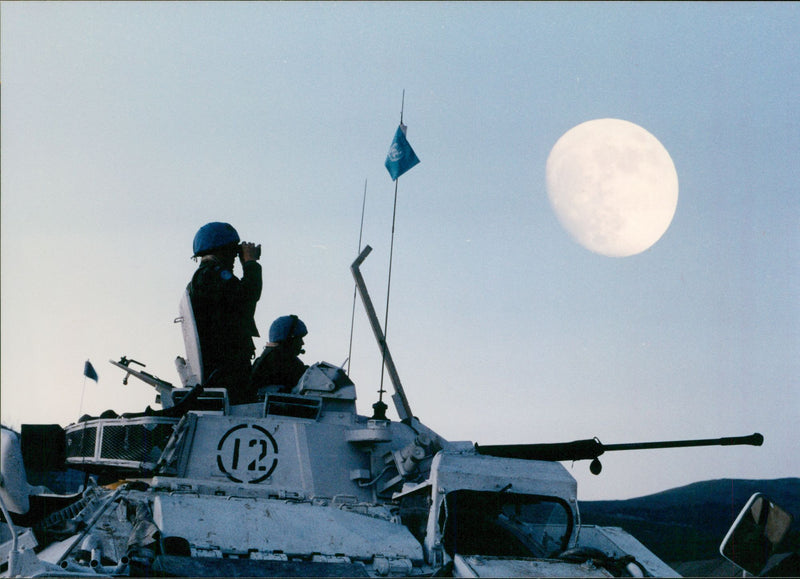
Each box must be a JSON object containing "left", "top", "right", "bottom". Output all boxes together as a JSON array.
[{"left": 237, "top": 243, "right": 261, "bottom": 260}]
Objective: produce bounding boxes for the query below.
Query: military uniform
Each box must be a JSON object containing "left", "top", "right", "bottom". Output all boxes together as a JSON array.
[
  {"left": 251, "top": 344, "right": 308, "bottom": 393},
  {"left": 188, "top": 258, "right": 262, "bottom": 404}
]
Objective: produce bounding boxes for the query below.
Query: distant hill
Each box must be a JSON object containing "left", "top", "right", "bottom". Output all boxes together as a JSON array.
[{"left": 579, "top": 478, "right": 800, "bottom": 573}]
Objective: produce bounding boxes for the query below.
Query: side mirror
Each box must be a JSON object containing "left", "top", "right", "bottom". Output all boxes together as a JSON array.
[{"left": 720, "top": 493, "right": 794, "bottom": 576}]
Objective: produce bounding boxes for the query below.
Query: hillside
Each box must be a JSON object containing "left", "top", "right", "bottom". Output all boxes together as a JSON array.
[{"left": 579, "top": 478, "right": 800, "bottom": 573}]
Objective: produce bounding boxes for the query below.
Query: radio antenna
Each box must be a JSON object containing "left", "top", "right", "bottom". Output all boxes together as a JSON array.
[{"left": 346, "top": 179, "right": 368, "bottom": 375}]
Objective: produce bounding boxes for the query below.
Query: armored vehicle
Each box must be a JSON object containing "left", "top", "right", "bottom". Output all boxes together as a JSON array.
[{"left": 1, "top": 246, "right": 762, "bottom": 577}]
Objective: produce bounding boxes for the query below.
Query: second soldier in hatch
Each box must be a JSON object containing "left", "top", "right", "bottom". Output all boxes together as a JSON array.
[{"left": 251, "top": 315, "right": 309, "bottom": 394}]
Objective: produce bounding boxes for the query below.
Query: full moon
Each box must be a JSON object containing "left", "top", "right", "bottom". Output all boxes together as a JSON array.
[{"left": 545, "top": 118, "right": 678, "bottom": 257}]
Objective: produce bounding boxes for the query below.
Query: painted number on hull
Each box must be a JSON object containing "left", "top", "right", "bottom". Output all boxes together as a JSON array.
[{"left": 216, "top": 424, "right": 278, "bottom": 483}]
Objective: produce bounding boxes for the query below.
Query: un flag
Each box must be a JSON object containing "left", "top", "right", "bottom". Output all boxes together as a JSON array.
[{"left": 385, "top": 123, "right": 420, "bottom": 181}]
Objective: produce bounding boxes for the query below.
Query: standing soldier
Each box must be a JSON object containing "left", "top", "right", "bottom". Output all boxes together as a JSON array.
[{"left": 188, "top": 222, "right": 262, "bottom": 404}]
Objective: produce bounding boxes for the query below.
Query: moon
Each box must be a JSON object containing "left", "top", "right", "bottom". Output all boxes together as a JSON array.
[{"left": 545, "top": 118, "right": 679, "bottom": 257}]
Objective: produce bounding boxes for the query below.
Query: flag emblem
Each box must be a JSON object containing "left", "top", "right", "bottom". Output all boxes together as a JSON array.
[{"left": 385, "top": 123, "right": 420, "bottom": 181}]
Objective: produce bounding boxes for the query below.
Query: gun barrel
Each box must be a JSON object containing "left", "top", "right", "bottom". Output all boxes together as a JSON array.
[
  {"left": 603, "top": 432, "right": 764, "bottom": 452},
  {"left": 475, "top": 433, "right": 763, "bottom": 463}
]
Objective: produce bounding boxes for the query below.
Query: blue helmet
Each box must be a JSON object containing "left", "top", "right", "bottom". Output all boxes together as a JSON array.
[
  {"left": 269, "top": 315, "right": 308, "bottom": 343},
  {"left": 193, "top": 222, "right": 240, "bottom": 257}
]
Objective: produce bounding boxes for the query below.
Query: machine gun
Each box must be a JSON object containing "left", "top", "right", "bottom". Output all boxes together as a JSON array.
[{"left": 475, "top": 432, "right": 764, "bottom": 474}]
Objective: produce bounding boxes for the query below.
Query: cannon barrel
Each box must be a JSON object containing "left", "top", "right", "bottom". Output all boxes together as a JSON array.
[
  {"left": 603, "top": 432, "right": 763, "bottom": 452},
  {"left": 475, "top": 432, "right": 763, "bottom": 463}
]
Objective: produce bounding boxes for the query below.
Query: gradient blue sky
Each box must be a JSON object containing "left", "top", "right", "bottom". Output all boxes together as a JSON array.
[{"left": 2, "top": 2, "right": 797, "bottom": 500}]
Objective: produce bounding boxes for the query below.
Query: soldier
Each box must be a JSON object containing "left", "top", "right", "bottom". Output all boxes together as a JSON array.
[
  {"left": 188, "top": 222, "right": 262, "bottom": 404},
  {"left": 251, "top": 315, "right": 309, "bottom": 394}
]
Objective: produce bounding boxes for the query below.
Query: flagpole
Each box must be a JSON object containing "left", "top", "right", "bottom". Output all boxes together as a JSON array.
[
  {"left": 347, "top": 179, "right": 368, "bottom": 375},
  {"left": 379, "top": 91, "right": 405, "bottom": 406},
  {"left": 78, "top": 375, "right": 88, "bottom": 418},
  {"left": 379, "top": 178, "right": 399, "bottom": 397}
]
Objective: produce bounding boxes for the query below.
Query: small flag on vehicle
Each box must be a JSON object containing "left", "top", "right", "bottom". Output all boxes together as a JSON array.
[{"left": 83, "top": 360, "right": 98, "bottom": 382}]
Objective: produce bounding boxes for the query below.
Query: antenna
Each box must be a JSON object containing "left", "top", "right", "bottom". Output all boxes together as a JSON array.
[{"left": 346, "top": 179, "right": 368, "bottom": 375}]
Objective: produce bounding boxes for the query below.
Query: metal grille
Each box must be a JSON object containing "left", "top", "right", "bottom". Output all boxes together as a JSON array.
[
  {"left": 100, "top": 422, "right": 177, "bottom": 462},
  {"left": 65, "top": 417, "right": 178, "bottom": 469},
  {"left": 65, "top": 425, "right": 97, "bottom": 459}
]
